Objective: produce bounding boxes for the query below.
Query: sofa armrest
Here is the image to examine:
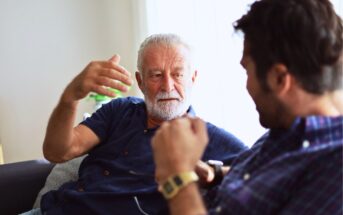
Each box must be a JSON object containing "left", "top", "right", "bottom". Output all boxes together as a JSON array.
[{"left": 0, "top": 159, "right": 54, "bottom": 214}]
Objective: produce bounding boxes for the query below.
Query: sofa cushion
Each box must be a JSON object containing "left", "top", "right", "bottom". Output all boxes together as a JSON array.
[{"left": 33, "top": 155, "right": 86, "bottom": 208}]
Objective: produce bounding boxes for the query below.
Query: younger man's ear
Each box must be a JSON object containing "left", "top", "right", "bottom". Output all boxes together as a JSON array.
[{"left": 267, "top": 64, "right": 292, "bottom": 96}]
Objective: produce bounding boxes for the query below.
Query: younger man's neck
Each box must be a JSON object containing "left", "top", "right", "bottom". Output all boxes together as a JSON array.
[{"left": 286, "top": 90, "right": 343, "bottom": 125}]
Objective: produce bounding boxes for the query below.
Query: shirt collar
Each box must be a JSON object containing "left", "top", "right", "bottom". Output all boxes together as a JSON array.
[
  {"left": 302, "top": 115, "right": 343, "bottom": 146},
  {"left": 186, "top": 106, "right": 196, "bottom": 117},
  {"left": 268, "top": 115, "right": 343, "bottom": 148},
  {"left": 144, "top": 105, "right": 196, "bottom": 131}
]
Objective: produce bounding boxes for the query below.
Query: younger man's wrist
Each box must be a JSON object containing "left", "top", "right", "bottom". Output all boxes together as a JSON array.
[{"left": 158, "top": 171, "right": 199, "bottom": 200}]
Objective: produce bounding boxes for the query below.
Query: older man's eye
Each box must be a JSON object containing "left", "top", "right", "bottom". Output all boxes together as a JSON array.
[
  {"left": 173, "top": 73, "right": 184, "bottom": 79},
  {"left": 149, "top": 72, "right": 162, "bottom": 81}
]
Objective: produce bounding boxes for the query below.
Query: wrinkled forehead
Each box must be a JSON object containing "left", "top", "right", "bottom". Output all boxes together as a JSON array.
[{"left": 141, "top": 43, "right": 192, "bottom": 70}]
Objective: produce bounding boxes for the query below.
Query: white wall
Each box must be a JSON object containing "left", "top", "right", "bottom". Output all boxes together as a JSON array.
[{"left": 0, "top": 0, "right": 139, "bottom": 163}]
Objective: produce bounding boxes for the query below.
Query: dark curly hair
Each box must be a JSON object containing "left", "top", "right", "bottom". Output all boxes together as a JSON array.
[{"left": 234, "top": 0, "right": 342, "bottom": 94}]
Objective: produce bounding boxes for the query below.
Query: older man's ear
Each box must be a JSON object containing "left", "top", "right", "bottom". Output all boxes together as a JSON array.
[
  {"left": 135, "top": 71, "right": 143, "bottom": 92},
  {"left": 192, "top": 70, "right": 198, "bottom": 83}
]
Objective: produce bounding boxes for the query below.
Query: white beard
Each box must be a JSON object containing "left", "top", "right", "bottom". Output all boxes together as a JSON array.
[{"left": 145, "top": 90, "right": 192, "bottom": 121}]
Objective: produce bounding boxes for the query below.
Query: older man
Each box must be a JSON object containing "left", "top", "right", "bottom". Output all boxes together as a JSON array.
[
  {"left": 152, "top": 0, "right": 343, "bottom": 214},
  {"left": 37, "top": 34, "right": 246, "bottom": 214}
]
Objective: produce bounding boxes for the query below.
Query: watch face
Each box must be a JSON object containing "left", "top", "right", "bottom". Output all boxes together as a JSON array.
[
  {"left": 163, "top": 182, "right": 174, "bottom": 194},
  {"left": 159, "top": 171, "right": 199, "bottom": 199},
  {"left": 173, "top": 176, "right": 183, "bottom": 186}
]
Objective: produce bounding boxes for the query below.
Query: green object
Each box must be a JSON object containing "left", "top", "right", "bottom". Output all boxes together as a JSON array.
[{"left": 88, "top": 88, "right": 123, "bottom": 102}]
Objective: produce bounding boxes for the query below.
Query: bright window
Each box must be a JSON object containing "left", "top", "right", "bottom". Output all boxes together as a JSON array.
[{"left": 143, "top": 0, "right": 342, "bottom": 146}]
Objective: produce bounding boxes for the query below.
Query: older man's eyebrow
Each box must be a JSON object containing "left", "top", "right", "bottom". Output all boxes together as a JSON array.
[
  {"left": 173, "top": 66, "right": 185, "bottom": 71},
  {"left": 147, "top": 68, "right": 163, "bottom": 73}
]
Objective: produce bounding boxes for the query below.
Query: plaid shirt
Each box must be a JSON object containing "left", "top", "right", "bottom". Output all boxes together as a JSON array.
[{"left": 207, "top": 116, "right": 343, "bottom": 215}]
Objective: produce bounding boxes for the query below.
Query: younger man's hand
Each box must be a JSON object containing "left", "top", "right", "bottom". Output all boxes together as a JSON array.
[{"left": 152, "top": 117, "right": 209, "bottom": 183}]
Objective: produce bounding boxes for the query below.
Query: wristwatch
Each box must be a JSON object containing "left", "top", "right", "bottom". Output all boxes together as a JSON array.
[
  {"left": 158, "top": 171, "right": 199, "bottom": 200},
  {"left": 206, "top": 160, "right": 224, "bottom": 187}
]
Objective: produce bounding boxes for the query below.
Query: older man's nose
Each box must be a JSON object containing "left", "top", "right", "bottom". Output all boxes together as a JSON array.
[{"left": 161, "top": 76, "right": 175, "bottom": 92}]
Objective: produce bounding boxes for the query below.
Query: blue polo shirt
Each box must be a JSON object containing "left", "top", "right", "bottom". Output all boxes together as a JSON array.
[{"left": 41, "top": 97, "right": 246, "bottom": 215}]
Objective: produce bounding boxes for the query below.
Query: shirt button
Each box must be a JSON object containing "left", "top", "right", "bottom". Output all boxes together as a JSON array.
[
  {"left": 78, "top": 187, "right": 84, "bottom": 192},
  {"left": 215, "top": 206, "right": 222, "bottom": 213},
  {"left": 144, "top": 129, "right": 148, "bottom": 133},
  {"left": 243, "top": 173, "right": 250, "bottom": 180},
  {"left": 103, "top": 170, "right": 110, "bottom": 176},
  {"left": 302, "top": 140, "right": 310, "bottom": 148},
  {"left": 124, "top": 151, "right": 129, "bottom": 155}
]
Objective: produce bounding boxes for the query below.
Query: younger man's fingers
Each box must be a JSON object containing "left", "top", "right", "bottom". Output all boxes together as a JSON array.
[{"left": 191, "top": 118, "right": 208, "bottom": 142}]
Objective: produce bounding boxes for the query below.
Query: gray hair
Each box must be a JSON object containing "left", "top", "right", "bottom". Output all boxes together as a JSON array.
[{"left": 137, "top": 33, "right": 192, "bottom": 73}]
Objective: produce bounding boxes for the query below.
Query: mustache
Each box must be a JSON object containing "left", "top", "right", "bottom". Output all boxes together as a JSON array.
[{"left": 155, "top": 91, "right": 181, "bottom": 100}]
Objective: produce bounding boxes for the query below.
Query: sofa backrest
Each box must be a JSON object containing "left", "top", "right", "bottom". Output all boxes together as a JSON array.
[{"left": 0, "top": 159, "right": 54, "bottom": 215}]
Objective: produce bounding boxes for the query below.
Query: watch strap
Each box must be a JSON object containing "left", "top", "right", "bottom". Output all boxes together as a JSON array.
[
  {"left": 211, "top": 164, "right": 224, "bottom": 185},
  {"left": 205, "top": 160, "right": 224, "bottom": 188},
  {"left": 158, "top": 171, "right": 199, "bottom": 200}
]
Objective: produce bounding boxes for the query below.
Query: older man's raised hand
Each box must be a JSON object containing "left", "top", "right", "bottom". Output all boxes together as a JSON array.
[{"left": 61, "top": 54, "right": 133, "bottom": 104}]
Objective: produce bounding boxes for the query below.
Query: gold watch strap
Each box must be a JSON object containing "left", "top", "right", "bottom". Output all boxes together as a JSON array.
[{"left": 158, "top": 171, "right": 199, "bottom": 200}]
